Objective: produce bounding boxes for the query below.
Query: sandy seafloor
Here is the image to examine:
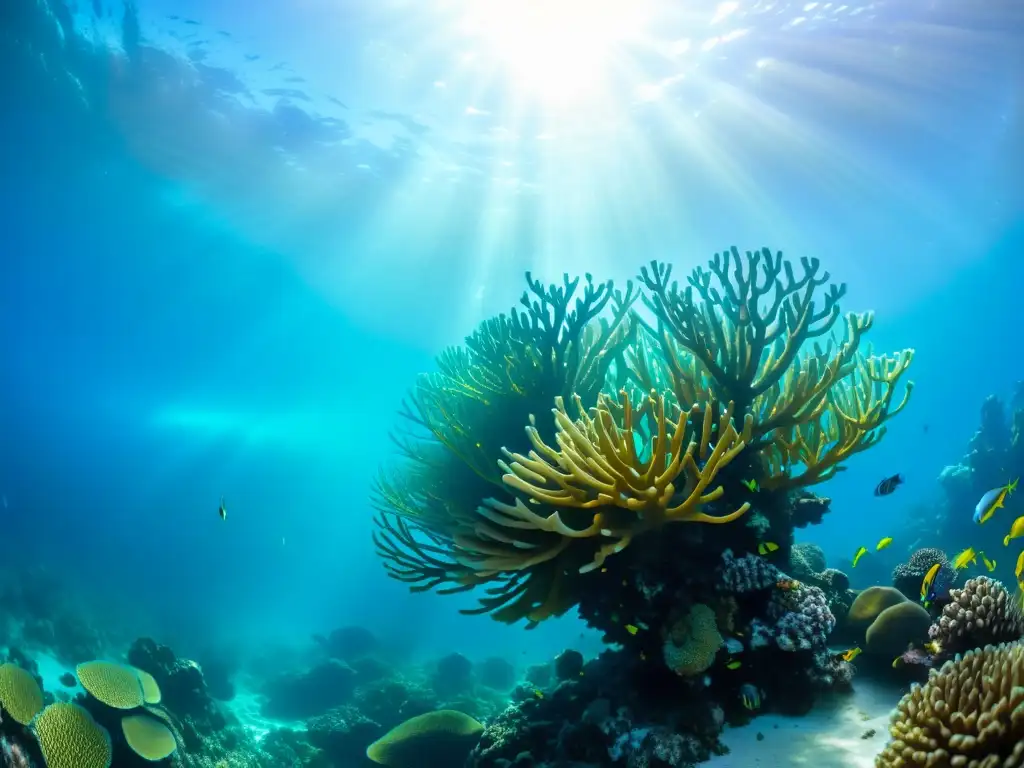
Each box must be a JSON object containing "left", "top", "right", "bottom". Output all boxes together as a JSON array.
[{"left": 706, "top": 676, "right": 904, "bottom": 768}]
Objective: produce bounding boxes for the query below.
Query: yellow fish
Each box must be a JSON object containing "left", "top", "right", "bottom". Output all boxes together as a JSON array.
[
  {"left": 974, "top": 478, "right": 1019, "bottom": 524},
  {"left": 1004, "top": 515, "right": 1024, "bottom": 546},
  {"left": 924, "top": 640, "right": 942, "bottom": 655},
  {"left": 891, "top": 656, "right": 903, "bottom": 669},
  {"left": 742, "top": 478, "right": 759, "bottom": 492},
  {"left": 758, "top": 542, "right": 779, "bottom": 555},
  {"left": 876, "top": 537, "right": 893, "bottom": 551},
  {"left": 625, "top": 624, "right": 639, "bottom": 635},
  {"left": 852, "top": 546, "right": 869, "bottom": 567},
  {"left": 725, "top": 660, "right": 742, "bottom": 670},
  {"left": 981, "top": 552, "right": 997, "bottom": 572},
  {"left": 952, "top": 547, "right": 977, "bottom": 571},
  {"left": 1016, "top": 550, "right": 1024, "bottom": 584},
  {"left": 920, "top": 562, "right": 941, "bottom": 608},
  {"left": 534, "top": 689, "right": 544, "bottom": 699},
  {"left": 841, "top": 647, "right": 862, "bottom": 662}
]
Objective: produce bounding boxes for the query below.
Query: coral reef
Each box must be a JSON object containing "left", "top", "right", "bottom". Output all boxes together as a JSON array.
[
  {"left": 927, "top": 576, "right": 1024, "bottom": 658},
  {"left": 367, "top": 249, "right": 911, "bottom": 763},
  {"left": 875, "top": 641, "right": 1024, "bottom": 767}
]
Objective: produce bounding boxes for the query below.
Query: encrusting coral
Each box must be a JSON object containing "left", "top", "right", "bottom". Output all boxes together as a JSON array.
[
  {"left": 372, "top": 247, "right": 914, "bottom": 626},
  {"left": 875, "top": 641, "right": 1024, "bottom": 767}
]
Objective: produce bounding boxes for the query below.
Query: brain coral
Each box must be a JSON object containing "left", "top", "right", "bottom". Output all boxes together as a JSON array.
[
  {"left": 121, "top": 714, "right": 177, "bottom": 760},
  {"left": 875, "top": 641, "right": 1024, "bottom": 767},
  {"left": 928, "top": 576, "right": 1024, "bottom": 656},
  {"left": 663, "top": 603, "right": 723, "bottom": 676},
  {"left": 366, "top": 709, "right": 484, "bottom": 767},
  {"left": 848, "top": 586, "right": 907, "bottom": 624},
  {"left": 33, "top": 702, "right": 112, "bottom": 768},
  {"left": 0, "top": 662, "right": 44, "bottom": 725},
  {"left": 76, "top": 661, "right": 144, "bottom": 709},
  {"left": 865, "top": 602, "right": 931, "bottom": 657}
]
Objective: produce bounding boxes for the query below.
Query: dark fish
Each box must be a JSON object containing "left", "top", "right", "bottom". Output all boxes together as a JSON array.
[
  {"left": 218, "top": 496, "right": 227, "bottom": 521},
  {"left": 874, "top": 474, "right": 903, "bottom": 496}
]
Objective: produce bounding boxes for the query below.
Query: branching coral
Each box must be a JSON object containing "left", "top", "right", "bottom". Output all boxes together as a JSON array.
[
  {"left": 875, "top": 641, "right": 1024, "bottom": 767},
  {"left": 635, "top": 247, "right": 913, "bottom": 492},
  {"left": 371, "top": 248, "right": 913, "bottom": 627}
]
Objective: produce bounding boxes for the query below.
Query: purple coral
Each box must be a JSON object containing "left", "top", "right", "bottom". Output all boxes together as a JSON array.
[
  {"left": 764, "top": 585, "right": 836, "bottom": 652},
  {"left": 716, "top": 549, "right": 780, "bottom": 593}
]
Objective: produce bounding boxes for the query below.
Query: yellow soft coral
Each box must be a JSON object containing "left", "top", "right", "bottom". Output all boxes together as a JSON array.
[
  {"left": 490, "top": 390, "right": 750, "bottom": 573},
  {"left": 375, "top": 390, "right": 749, "bottom": 623}
]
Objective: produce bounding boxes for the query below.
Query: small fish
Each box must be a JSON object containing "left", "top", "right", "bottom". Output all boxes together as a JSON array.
[
  {"left": 952, "top": 547, "right": 977, "bottom": 571},
  {"left": 725, "top": 660, "right": 742, "bottom": 670},
  {"left": 742, "top": 478, "right": 759, "bottom": 492},
  {"left": 600, "top": 567, "right": 608, "bottom": 573},
  {"left": 852, "top": 546, "right": 869, "bottom": 567},
  {"left": 924, "top": 640, "right": 942, "bottom": 656},
  {"left": 876, "top": 536, "right": 894, "bottom": 551},
  {"left": 776, "top": 578, "right": 801, "bottom": 591},
  {"left": 740, "top": 685, "right": 761, "bottom": 710},
  {"left": 974, "top": 479, "right": 1018, "bottom": 524},
  {"left": 1016, "top": 550, "right": 1024, "bottom": 585},
  {"left": 874, "top": 474, "right": 904, "bottom": 497},
  {"left": 1004, "top": 514, "right": 1024, "bottom": 546},
  {"left": 625, "top": 624, "right": 639, "bottom": 635},
  {"left": 533, "top": 689, "right": 544, "bottom": 699},
  {"left": 841, "top": 647, "right": 862, "bottom": 663},
  {"left": 758, "top": 542, "right": 779, "bottom": 556},
  {"left": 891, "top": 656, "right": 903, "bottom": 669},
  {"left": 218, "top": 496, "right": 227, "bottom": 521},
  {"left": 981, "top": 552, "right": 997, "bottom": 572},
  {"left": 920, "top": 562, "right": 942, "bottom": 608}
]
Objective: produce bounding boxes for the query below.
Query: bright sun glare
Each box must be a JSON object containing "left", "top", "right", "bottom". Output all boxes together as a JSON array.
[{"left": 459, "top": 0, "right": 649, "bottom": 103}]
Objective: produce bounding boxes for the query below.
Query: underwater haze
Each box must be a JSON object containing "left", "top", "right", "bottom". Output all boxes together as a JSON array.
[{"left": 1, "top": 0, "right": 1024, "bottom": 767}]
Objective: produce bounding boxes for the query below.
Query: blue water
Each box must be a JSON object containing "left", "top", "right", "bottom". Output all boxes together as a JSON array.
[{"left": 1, "top": 0, "right": 1022, "bottom": 679}]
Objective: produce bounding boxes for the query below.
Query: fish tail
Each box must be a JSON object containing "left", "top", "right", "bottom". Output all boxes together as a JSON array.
[{"left": 1006, "top": 535, "right": 1011, "bottom": 547}]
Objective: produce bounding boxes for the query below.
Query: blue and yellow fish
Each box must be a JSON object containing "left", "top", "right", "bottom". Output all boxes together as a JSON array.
[
  {"left": 974, "top": 478, "right": 1018, "bottom": 524},
  {"left": 920, "top": 562, "right": 942, "bottom": 608},
  {"left": 739, "top": 683, "right": 761, "bottom": 711}
]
